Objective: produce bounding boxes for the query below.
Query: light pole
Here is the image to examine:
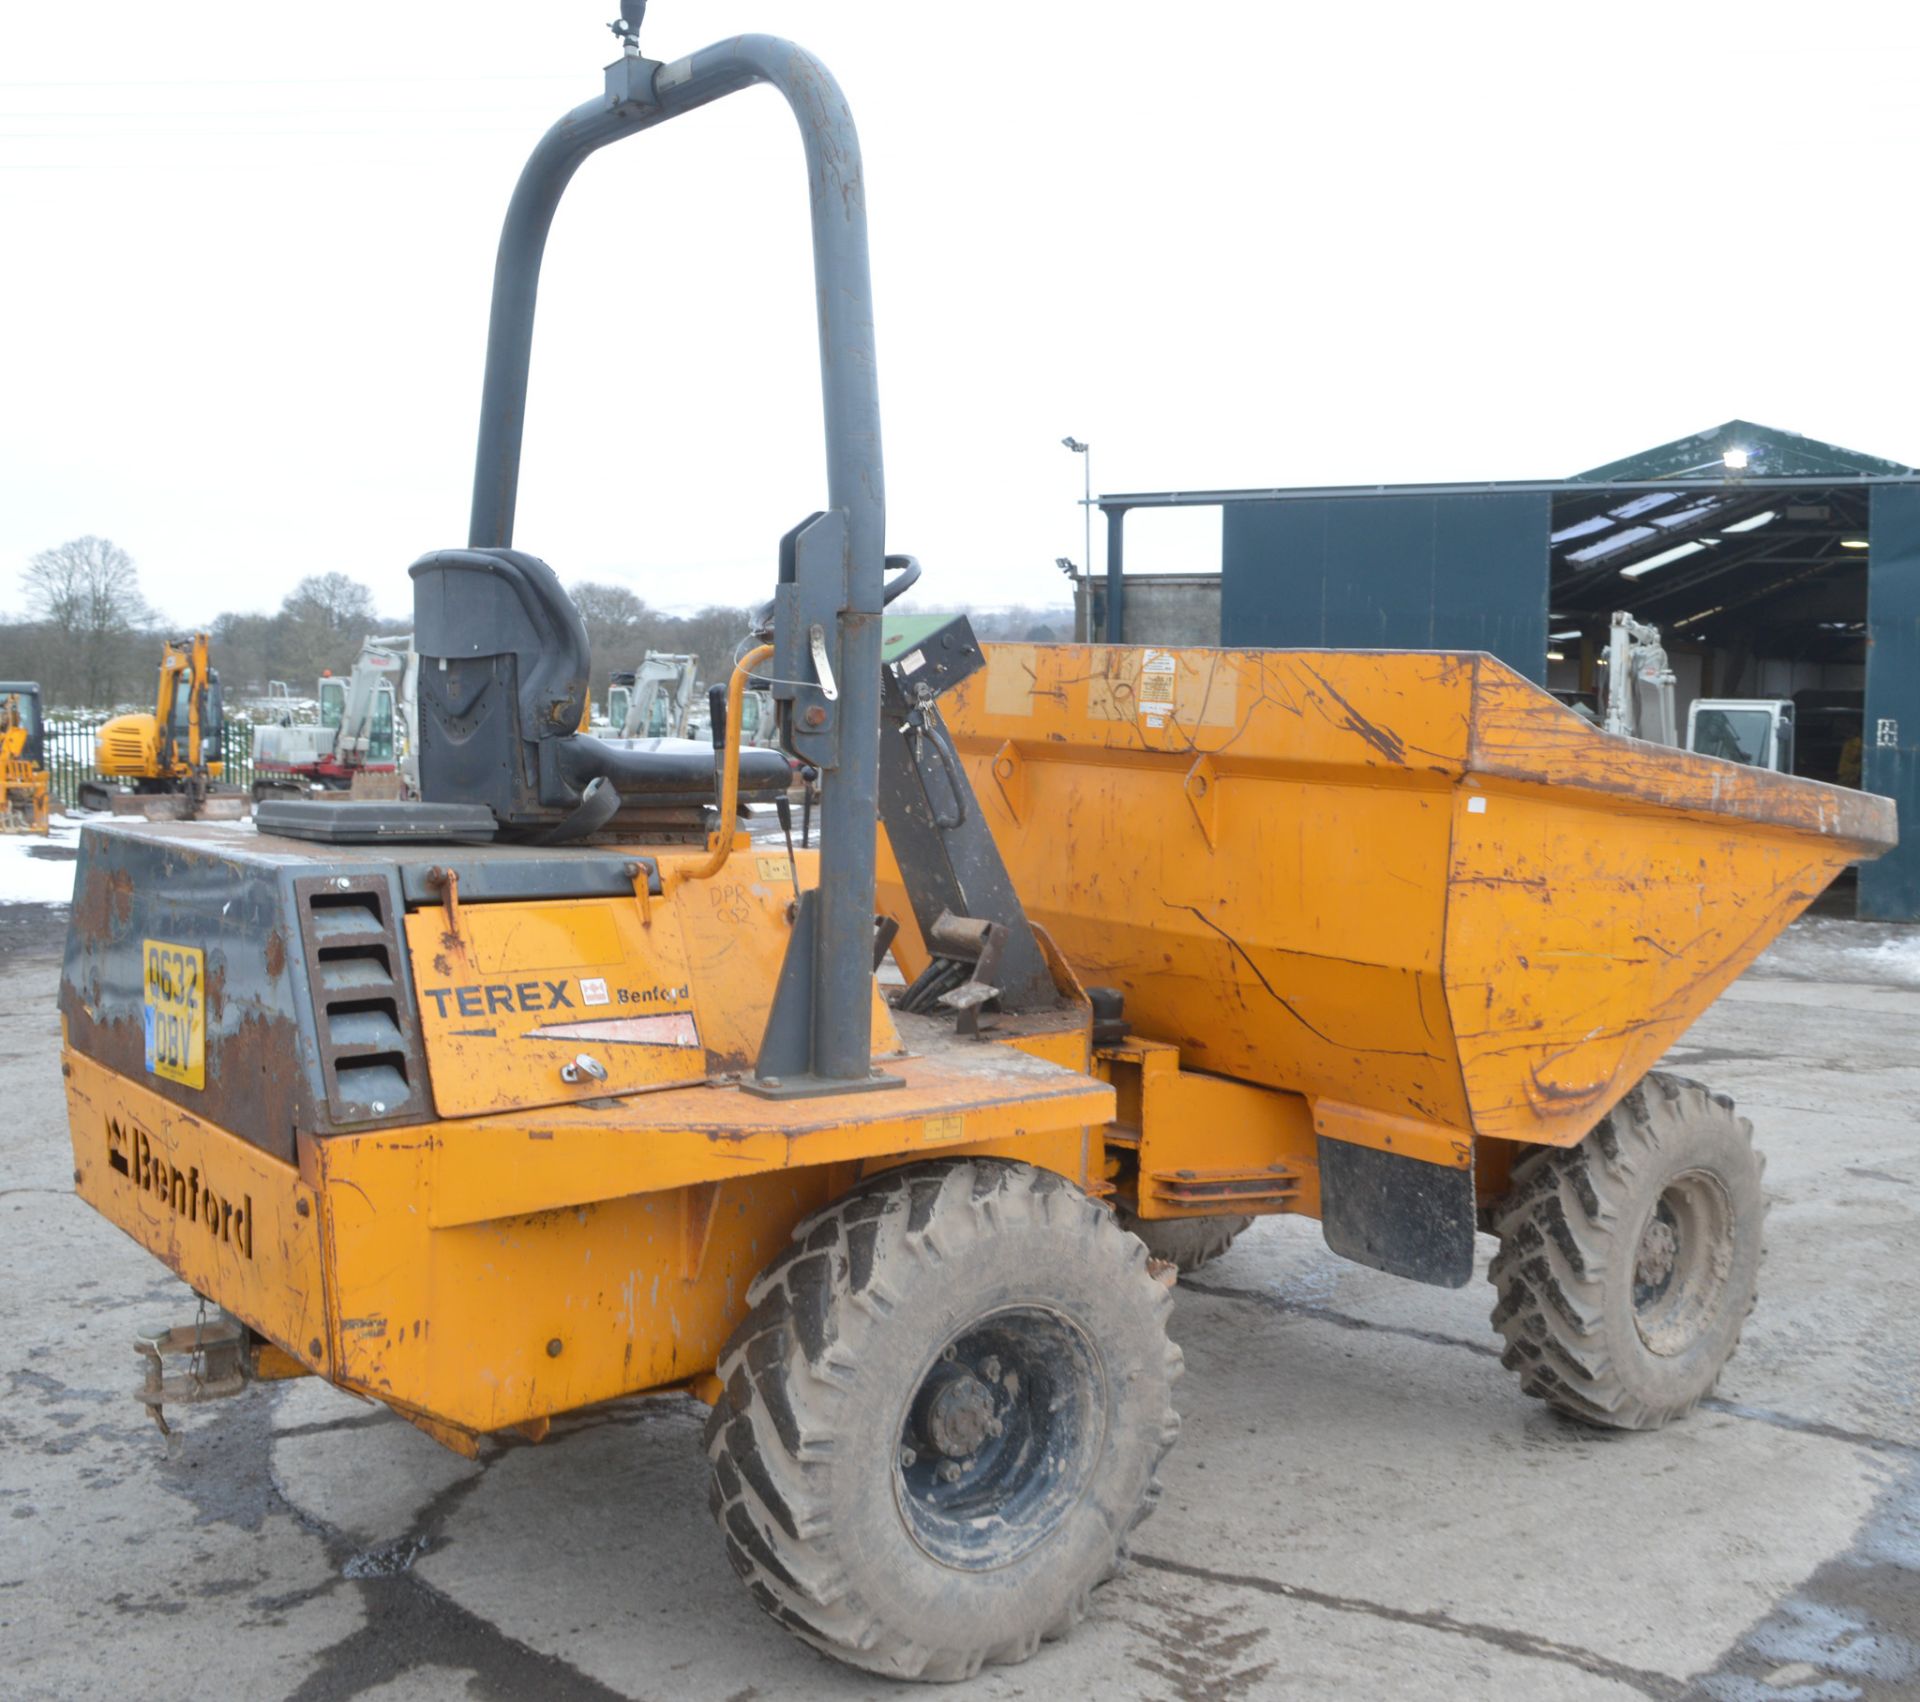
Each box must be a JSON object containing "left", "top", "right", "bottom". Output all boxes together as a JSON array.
[{"left": 1061, "top": 437, "right": 1089, "bottom": 600}]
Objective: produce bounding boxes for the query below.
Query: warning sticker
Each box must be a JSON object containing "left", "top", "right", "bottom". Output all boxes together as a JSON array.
[{"left": 1139, "top": 649, "right": 1176, "bottom": 728}]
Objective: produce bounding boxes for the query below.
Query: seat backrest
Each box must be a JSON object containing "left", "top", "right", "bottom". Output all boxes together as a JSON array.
[
  {"left": 409, "top": 548, "right": 591, "bottom": 825},
  {"left": 409, "top": 547, "right": 790, "bottom": 837}
]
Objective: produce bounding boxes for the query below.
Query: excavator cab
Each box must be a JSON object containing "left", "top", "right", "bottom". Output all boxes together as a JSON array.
[{"left": 1, "top": 680, "right": 50, "bottom": 835}]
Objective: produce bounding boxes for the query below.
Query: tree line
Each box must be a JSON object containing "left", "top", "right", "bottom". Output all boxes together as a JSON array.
[{"left": 0, "top": 536, "right": 1069, "bottom": 714}]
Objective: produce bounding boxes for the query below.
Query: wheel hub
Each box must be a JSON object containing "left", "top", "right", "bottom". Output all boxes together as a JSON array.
[
  {"left": 894, "top": 1308, "right": 1105, "bottom": 1572},
  {"left": 921, "top": 1369, "right": 997, "bottom": 1459},
  {"left": 1635, "top": 1215, "right": 1679, "bottom": 1292},
  {"left": 1632, "top": 1171, "right": 1736, "bottom": 1357}
]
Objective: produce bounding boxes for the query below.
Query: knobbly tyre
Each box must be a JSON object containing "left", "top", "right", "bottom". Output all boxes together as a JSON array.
[{"left": 58, "top": 7, "right": 1896, "bottom": 1684}]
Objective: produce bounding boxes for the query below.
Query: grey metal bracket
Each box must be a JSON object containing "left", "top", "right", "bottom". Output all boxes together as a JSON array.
[
  {"left": 768, "top": 510, "right": 847, "bottom": 769},
  {"left": 747, "top": 890, "right": 902, "bottom": 1098}
]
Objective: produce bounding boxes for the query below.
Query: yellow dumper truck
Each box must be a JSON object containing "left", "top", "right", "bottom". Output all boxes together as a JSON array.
[{"left": 57, "top": 16, "right": 1895, "bottom": 1684}]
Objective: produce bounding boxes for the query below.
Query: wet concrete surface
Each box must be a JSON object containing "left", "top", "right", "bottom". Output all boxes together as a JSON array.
[{"left": 2, "top": 905, "right": 1916, "bottom": 1700}]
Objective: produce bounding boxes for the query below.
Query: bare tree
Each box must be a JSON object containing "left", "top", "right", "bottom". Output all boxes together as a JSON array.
[
  {"left": 23, "top": 536, "right": 154, "bottom": 706},
  {"left": 569, "top": 580, "right": 757, "bottom": 701},
  {"left": 278, "top": 572, "right": 379, "bottom": 681}
]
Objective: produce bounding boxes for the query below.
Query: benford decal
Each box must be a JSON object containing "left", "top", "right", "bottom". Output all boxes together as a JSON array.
[{"left": 105, "top": 1115, "right": 253, "bottom": 1260}]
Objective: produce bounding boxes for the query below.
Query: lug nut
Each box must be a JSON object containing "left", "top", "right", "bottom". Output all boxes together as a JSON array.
[
  {"left": 938, "top": 1460, "right": 963, "bottom": 1483},
  {"left": 899, "top": 1446, "right": 916, "bottom": 1468}
]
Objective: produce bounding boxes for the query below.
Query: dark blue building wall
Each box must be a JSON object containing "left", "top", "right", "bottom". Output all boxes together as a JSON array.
[
  {"left": 1220, "top": 492, "right": 1551, "bottom": 681},
  {"left": 1861, "top": 487, "right": 1920, "bottom": 921}
]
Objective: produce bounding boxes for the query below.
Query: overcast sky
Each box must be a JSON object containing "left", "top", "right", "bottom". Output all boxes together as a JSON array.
[{"left": 4, "top": 2, "right": 1918, "bottom": 628}]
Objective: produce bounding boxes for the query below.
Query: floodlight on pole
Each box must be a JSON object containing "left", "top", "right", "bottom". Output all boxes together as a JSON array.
[{"left": 1061, "top": 437, "right": 1090, "bottom": 605}]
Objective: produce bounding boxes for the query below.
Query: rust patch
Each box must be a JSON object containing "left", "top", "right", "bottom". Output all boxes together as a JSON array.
[
  {"left": 263, "top": 927, "right": 288, "bottom": 979},
  {"left": 71, "top": 861, "right": 134, "bottom": 942}
]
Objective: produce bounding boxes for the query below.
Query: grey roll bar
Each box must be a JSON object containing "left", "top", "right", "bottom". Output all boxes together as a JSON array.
[{"left": 468, "top": 34, "right": 887, "bottom": 1090}]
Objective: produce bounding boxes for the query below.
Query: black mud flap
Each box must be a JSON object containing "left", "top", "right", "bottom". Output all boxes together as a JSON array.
[{"left": 1318, "top": 1137, "right": 1477, "bottom": 1288}]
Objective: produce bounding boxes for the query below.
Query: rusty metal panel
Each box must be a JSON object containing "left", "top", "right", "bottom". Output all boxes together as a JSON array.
[{"left": 61, "top": 823, "right": 324, "bottom": 1162}]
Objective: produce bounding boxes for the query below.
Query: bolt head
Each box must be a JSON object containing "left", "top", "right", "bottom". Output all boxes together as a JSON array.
[
  {"left": 803, "top": 705, "right": 827, "bottom": 728},
  {"left": 546, "top": 1337, "right": 563, "bottom": 1358}
]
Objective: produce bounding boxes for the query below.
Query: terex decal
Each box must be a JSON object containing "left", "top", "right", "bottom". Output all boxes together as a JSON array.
[
  {"left": 104, "top": 1115, "right": 253, "bottom": 1260},
  {"left": 418, "top": 978, "right": 690, "bottom": 1020}
]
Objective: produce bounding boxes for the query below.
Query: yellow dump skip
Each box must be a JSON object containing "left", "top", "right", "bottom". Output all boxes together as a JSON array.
[{"left": 897, "top": 643, "right": 1895, "bottom": 1151}]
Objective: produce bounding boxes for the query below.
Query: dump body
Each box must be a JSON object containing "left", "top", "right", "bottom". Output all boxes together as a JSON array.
[{"left": 917, "top": 644, "right": 1895, "bottom": 1152}]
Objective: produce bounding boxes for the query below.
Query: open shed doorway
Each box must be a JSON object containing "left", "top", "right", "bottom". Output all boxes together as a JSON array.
[{"left": 1545, "top": 485, "right": 1870, "bottom": 791}]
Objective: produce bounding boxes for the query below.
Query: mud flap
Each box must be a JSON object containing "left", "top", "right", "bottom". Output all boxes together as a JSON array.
[{"left": 1318, "top": 1137, "right": 1476, "bottom": 1288}]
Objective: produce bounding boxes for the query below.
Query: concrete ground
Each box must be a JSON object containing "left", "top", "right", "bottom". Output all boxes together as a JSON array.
[{"left": 2, "top": 891, "right": 1916, "bottom": 1701}]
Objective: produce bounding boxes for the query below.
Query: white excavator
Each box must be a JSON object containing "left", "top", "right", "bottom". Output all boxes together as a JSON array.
[
  {"left": 607, "top": 651, "right": 699, "bottom": 737},
  {"left": 251, "top": 635, "right": 419, "bottom": 799},
  {"left": 1602, "top": 611, "right": 1795, "bottom": 772}
]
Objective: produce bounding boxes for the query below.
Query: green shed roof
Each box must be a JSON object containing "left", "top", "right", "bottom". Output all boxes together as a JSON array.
[{"left": 1574, "top": 420, "right": 1916, "bottom": 483}]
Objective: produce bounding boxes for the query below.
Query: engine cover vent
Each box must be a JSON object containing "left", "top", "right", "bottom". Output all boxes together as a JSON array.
[{"left": 293, "top": 874, "right": 430, "bottom": 1125}]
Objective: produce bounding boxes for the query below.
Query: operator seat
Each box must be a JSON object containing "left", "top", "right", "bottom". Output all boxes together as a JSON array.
[{"left": 410, "top": 547, "right": 790, "bottom": 840}]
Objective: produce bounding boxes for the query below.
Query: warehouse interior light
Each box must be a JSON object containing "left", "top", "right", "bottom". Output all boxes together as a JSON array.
[
  {"left": 1546, "top": 650, "right": 1566, "bottom": 662},
  {"left": 1549, "top": 628, "right": 1581, "bottom": 640},
  {"left": 1841, "top": 538, "right": 1870, "bottom": 549},
  {"left": 1721, "top": 509, "right": 1777, "bottom": 533},
  {"left": 1620, "top": 540, "right": 1707, "bottom": 579},
  {"left": 1722, "top": 448, "right": 1749, "bottom": 470}
]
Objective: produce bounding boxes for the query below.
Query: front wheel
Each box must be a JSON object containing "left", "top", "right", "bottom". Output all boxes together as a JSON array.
[
  {"left": 706, "top": 1160, "right": 1183, "bottom": 1682},
  {"left": 1489, "top": 1072, "right": 1765, "bottom": 1430}
]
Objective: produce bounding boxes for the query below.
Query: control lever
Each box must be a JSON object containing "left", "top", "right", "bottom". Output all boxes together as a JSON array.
[{"left": 807, "top": 623, "right": 839, "bottom": 702}]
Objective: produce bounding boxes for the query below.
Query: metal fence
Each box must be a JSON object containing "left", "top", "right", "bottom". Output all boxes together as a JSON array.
[{"left": 41, "top": 717, "right": 255, "bottom": 810}]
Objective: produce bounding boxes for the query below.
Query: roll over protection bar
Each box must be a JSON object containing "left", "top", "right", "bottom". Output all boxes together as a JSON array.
[{"left": 466, "top": 32, "right": 888, "bottom": 1089}]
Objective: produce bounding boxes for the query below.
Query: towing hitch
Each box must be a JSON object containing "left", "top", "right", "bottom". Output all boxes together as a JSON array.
[{"left": 134, "top": 1309, "right": 306, "bottom": 1435}]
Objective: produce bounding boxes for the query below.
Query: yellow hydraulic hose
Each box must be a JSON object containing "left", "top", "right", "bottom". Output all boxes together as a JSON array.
[{"left": 683, "top": 642, "right": 775, "bottom": 882}]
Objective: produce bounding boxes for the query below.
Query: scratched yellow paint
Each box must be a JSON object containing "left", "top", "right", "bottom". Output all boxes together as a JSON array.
[
  {"left": 64, "top": 1052, "right": 328, "bottom": 1369},
  {"left": 890, "top": 643, "right": 1894, "bottom": 1159}
]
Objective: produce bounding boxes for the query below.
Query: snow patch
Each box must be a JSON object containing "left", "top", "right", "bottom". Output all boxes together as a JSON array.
[{"left": 0, "top": 814, "right": 84, "bottom": 905}]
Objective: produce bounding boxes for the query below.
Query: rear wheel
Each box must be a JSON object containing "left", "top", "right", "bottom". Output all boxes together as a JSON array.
[
  {"left": 706, "top": 1159, "right": 1182, "bottom": 1682},
  {"left": 1489, "top": 1072, "right": 1764, "bottom": 1430},
  {"left": 1114, "top": 1208, "right": 1253, "bottom": 1273}
]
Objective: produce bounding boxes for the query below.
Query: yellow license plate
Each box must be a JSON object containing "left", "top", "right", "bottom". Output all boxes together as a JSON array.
[{"left": 143, "top": 938, "right": 205, "bottom": 1089}]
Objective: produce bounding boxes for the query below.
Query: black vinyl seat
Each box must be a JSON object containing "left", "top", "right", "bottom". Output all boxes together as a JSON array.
[{"left": 410, "top": 547, "right": 789, "bottom": 839}]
